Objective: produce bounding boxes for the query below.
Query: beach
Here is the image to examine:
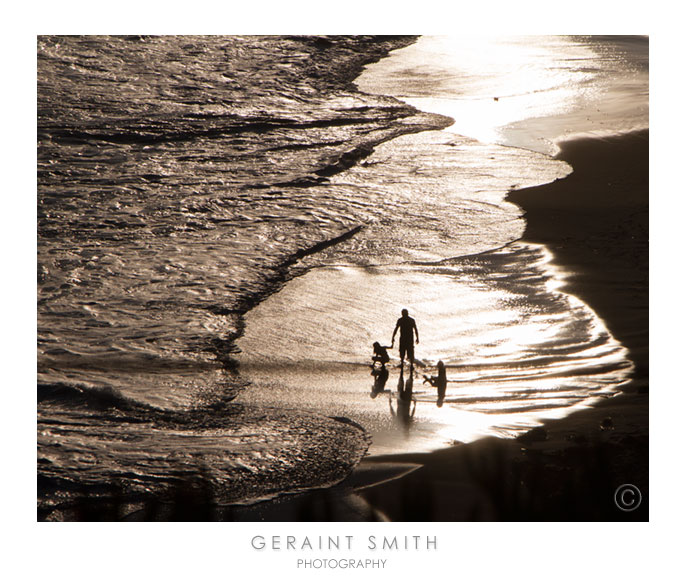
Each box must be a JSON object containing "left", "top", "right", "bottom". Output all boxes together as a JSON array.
[
  {"left": 215, "top": 129, "right": 648, "bottom": 522},
  {"left": 228, "top": 40, "right": 649, "bottom": 522},
  {"left": 37, "top": 36, "right": 648, "bottom": 521},
  {"left": 358, "top": 131, "right": 649, "bottom": 521}
]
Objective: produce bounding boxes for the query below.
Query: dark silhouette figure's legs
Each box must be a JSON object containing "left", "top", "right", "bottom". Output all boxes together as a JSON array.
[{"left": 408, "top": 345, "right": 414, "bottom": 375}]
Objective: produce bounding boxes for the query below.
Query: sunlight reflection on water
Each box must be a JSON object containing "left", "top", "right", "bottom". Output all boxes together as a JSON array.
[
  {"left": 357, "top": 35, "right": 648, "bottom": 154},
  {"left": 238, "top": 243, "right": 633, "bottom": 454}
]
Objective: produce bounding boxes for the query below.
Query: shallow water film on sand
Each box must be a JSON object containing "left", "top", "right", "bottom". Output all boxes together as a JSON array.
[{"left": 37, "top": 35, "right": 647, "bottom": 519}]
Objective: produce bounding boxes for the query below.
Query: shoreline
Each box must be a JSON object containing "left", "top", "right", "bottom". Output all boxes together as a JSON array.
[
  {"left": 218, "top": 128, "right": 648, "bottom": 522},
  {"left": 509, "top": 129, "right": 648, "bottom": 385},
  {"left": 42, "top": 37, "right": 648, "bottom": 521},
  {"left": 354, "top": 129, "right": 649, "bottom": 521}
]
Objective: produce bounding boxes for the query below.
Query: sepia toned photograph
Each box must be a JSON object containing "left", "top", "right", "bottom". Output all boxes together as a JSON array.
[{"left": 37, "top": 34, "right": 648, "bottom": 523}]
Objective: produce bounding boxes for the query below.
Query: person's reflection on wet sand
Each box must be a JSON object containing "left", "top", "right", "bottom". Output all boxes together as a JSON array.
[
  {"left": 370, "top": 341, "right": 391, "bottom": 398},
  {"left": 370, "top": 362, "right": 389, "bottom": 398},
  {"left": 390, "top": 372, "right": 416, "bottom": 435}
]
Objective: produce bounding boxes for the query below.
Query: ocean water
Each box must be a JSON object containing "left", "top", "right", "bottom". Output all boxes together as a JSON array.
[{"left": 37, "top": 35, "right": 648, "bottom": 518}]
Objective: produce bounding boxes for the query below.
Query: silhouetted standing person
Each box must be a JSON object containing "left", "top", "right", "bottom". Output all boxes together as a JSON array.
[{"left": 391, "top": 309, "right": 419, "bottom": 373}]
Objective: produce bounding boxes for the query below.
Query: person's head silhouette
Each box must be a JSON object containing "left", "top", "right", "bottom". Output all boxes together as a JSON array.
[{"left": 401, "top": 308, "right": 409, "bottom": 318}]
